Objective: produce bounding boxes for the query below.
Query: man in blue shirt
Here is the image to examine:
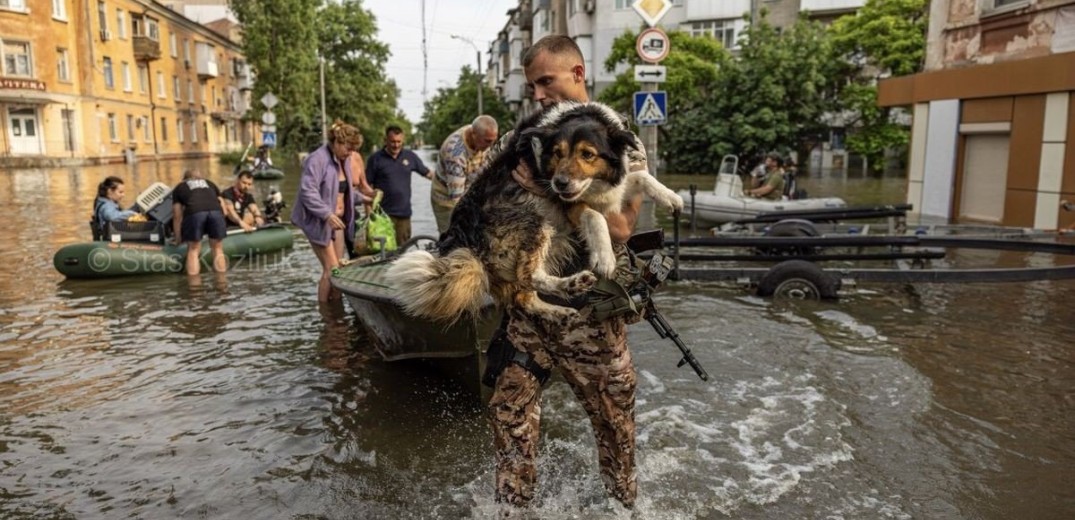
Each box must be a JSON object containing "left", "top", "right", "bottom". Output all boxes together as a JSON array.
[{"left": 365, "top": 125, "right": 431, "bottom": 244}]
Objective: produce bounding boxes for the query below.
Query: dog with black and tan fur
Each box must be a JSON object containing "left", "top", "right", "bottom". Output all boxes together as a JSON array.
[{"left": 388, "top": 101, "right": 683, "bottom": 323}]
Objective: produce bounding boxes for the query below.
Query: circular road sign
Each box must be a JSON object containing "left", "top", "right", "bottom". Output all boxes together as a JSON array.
[
  {"left": 636, "top": 27, "right": 670, "bottom": 64},
  {"left": 261, "top": 111, "right": 277, "bottom": 125}
]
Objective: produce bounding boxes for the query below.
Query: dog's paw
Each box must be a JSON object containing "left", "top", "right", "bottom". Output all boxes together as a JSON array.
[
  {"left": 590, "top": 250, "right": 617, "bottom": 279},
  {"left": 654, "top": 189, "right": 684, "bottom": 212},
  {"left": 565, "top": 270, "right": 597, "bottom": 295}
]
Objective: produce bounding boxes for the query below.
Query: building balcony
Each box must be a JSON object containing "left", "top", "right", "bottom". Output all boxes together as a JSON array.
[
  {"left": 197, "top": 60, "right": 218, "bottom": 79},
  {"left": 237, "top": 75, "right": 253, "bottom": 91},
  {"left": 133, "top": 35, "right": 162, "bottom": 62}
]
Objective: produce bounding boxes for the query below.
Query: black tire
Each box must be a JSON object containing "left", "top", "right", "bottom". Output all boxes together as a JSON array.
[
  {"left": 757, "top": 219, "right": 820, "bottom": 256},
  {"left": 756, "top": 260, "right": 840, "bottom": 300}
]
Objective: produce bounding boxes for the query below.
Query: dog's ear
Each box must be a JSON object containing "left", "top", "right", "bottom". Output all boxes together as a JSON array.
[
  {"left": 607, "top": 127, "right": 638, "bottom": 155},
  {"left": 515, "top": 126, "right": 554, "bottom": 172}
]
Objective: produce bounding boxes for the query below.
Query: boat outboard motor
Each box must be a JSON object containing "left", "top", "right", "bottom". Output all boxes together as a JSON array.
[{"left": 263, "top": 187, "right": 286, "bottom": 223}]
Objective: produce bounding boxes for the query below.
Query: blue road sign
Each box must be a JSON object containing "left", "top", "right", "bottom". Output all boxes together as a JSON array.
[
  {"left": 261, "top": 131, "right": 277, "bottom": 148},
  {"left": 634, "top": 91, "right": 667, "bottom": 126}
]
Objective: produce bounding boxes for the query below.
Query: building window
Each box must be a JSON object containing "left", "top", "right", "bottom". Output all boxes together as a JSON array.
[
  {"left": 97, "top": 1, "right": 107, "bottom": 33},
  {"left": 108, "top": 113, "right": 118, "bottom": 142},
  {"left": 614, "top": 0, "right": 629, "bottom": 9},
  {"left": 169, "top": 32, "right": 177, "bottom": 57},
  {"left": 52, "top": 0, "right": 67, "bottom": 20},
  {"left": 172, "top": 75, "right": 179, "bottom": 99},
  {"left": 689, "top": 19, "right": 737, "bottom": 50},
  {"left": 146, "top": 18, "right": 159, "bottom": 40},
  {"left": 188, "top": 80, "right": 194, "bottom": 103},
  {"left": 2, "top": 40, "right": 32, "bottom": 77},
  {"left": 160, "top": 117, "right": 167, "bottom": 141},
  {"left": 191, "top": 119, "right": 198, "bottom": 143},
  {"left": 121, "top": 61, "right": 131, "bottom": 91},
  {"left": 1, "top": 0, "right": 27, "bottom": 12},
  {"left": 157, "top": 71, "right": 165, "bottom": 98},
  {"left": 177, "top": 119, "right": 184, "bottom": 143},
  {"left": 116, "top": 9, "right": 127, "bottom": 39},
  {"left": 62, "top": 109, "right": 76, "bottom": 151},
  {"left": 57, "top": 48, "right": 70, "bottom": 82},
  {"left": 142, "top": 115, "right": 150, "bottom": 141},
  {"left": 103, "top": 57, "right": 114, "bottom": 89},
  {"left": 137, "top": 63, "right": 147, "bottom": 93},
  {"left": 126, "top": 114, "right": 134, "bottom": 141},
  {"left": 183, "top": 39, "right": 190, "bottom": 63}
]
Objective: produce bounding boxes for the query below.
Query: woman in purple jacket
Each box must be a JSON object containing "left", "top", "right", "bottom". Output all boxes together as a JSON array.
[{"left": 292, "top": 120, "right": 363, "bottom": 302}]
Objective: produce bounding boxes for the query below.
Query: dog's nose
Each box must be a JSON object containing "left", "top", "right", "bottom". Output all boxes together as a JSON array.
[{"left": 554, "top": 178, "right": 570, "bottom": 191}]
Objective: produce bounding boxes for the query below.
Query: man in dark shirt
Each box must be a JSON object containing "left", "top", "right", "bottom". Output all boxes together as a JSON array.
[
  {"left": 365, "top": 125, "right": 431, "bottom": 244},
  {"left": 171, "top": 169, "right": 227, "bottom": 275},
  {"left": 221, "top": 170, "right": 265, "bottom": 232}
]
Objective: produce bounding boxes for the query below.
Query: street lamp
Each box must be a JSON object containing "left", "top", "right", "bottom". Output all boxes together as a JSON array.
[{"left": 450, "top": 34, "right": 483, "bottom": 116}]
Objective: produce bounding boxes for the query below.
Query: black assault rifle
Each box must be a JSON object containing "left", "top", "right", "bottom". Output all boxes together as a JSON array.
[{"left": 625, "top": 230, "right": 709, "bottom": 381}]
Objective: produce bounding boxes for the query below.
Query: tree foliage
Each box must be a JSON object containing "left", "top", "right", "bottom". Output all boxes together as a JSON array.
[
  {"left": 417, "top": 66, "right": 515, "bottom": 148},
  {"left": 828, "top": 0, "right": 928, "bottom": 170},
  {"left": 230, "top": 0, "right": 407, "bottom": 154}
]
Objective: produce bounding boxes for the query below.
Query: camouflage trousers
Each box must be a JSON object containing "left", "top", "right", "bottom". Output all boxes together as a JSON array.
[{"left": 488, "top": 306, "right": 638, "bottom": 508}]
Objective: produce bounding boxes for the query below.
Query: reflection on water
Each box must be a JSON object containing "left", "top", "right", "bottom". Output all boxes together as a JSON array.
[{"left": 1, "top": 159, "right": 1074, "bottom": 518}]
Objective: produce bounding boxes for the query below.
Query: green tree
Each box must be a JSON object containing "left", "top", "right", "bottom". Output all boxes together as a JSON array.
[
  {"left": 230, "top": 0, "right": 321, "bottom": 151},
  {"left": 604, "top": 19, "right": 836, "bottom": 173},
  {"left": 417, "top": 66, "right": 515, "bottom": 148},
  {"left": 317, "top": 0, "right": 407, "bottom": 156},
  {"left": 828, "top": 0, "right": 928, "bottom": 170}
]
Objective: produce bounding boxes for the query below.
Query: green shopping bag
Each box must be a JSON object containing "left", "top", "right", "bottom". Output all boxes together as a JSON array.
[{"left": 361, "top": 191, "right": 396, "bottom": 254}]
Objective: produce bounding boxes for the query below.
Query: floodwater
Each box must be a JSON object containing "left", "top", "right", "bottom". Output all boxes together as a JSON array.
[{"left": 1, "top": 156, "right": 1074, "bottom": 519}]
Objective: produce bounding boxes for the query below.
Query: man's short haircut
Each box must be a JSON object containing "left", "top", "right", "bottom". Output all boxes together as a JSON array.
[
  {"left": 385, "top": 125, "right": 404, "bottom": 137},
  {"left": 522, "top": 35, "right": 583, "bottom": 68},
  {"left": 471, "top": 115, "right": 498, "bottom": 134},
  {"left": 237, "top": 170, "right": 254, "bottom": 181},
  {"left": 765, "top": 152, "right": 784, "bottom": 166}
]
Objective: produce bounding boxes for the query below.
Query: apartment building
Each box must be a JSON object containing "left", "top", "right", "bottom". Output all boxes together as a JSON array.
[
  {"left": 0, "top": 0, "right": 252, "bottom": 167},
  {"left": 878, "top": 0, "right": 1075, "bottom": 229}
]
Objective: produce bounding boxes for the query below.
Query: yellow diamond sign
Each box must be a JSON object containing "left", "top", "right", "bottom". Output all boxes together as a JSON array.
[{"left": 632, "top": 0, "right": 672, "bottom": 27}]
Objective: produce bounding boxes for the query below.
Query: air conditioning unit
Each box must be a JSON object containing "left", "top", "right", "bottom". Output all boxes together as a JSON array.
[
  {"left": 584, "top": 0, "right": 595, "bottom": 14},
  {"left": 100, "top": 30, "right": 112, "bottom": 41}
]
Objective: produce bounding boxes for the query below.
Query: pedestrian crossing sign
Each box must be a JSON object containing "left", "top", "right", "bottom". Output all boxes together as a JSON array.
[
  {"left": 633, "top": 91, "right": 667, "bottom": 126},
  {"left": 261, "top": 131, "right": 277, "bottom": 148}
]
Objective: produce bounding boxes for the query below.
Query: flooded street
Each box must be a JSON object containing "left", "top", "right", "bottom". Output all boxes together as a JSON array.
[{"left": 1, "top": 157, "right": 1074, "bottom": 519}]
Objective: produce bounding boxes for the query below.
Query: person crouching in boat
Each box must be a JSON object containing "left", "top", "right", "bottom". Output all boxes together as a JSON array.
[
  {"left": 171, "top": 169, "right": 227, "bottom": 276},
  {"left": 222, "top": 170, "right": 266, "bottom": 233},
  {"left": 93, "top": 176, "right": 140, "bottom": 239},
  {"left": 745, "top": 152, "right": 786, "bottom": 200}
]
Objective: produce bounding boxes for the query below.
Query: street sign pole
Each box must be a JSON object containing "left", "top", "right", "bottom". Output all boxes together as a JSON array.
[{"left": 631, "top": 0, "right": 673, "bottom": 228}]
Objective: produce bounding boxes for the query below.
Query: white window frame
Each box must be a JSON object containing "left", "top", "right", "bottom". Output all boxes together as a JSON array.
[
  {"left": 689, "top": 19, "right": 737, "bottom": 50},
  {"left": 52, "top": 0, "right": 67, "bottom": 20},
  {"left": 191, "top": 119, "right": 198, "bottom": 144},
  {"left": 121, "top": 61, "right": 131, "bottom": 92},
  {"left": 169, "top": 32, "right": 177, "bottom": 57},
  {"left": 157, "top": 71, "right": 165, "bottom": 98},
  {"left": 103, "top": 56, "right": 114, "bottom": 89},
  {"left": 142, "top": 115, "right": 150, "bottom": 141},
  {"left": 116, "top": 9, "right": 127, "bottom": 39},
  {"left": 137, "top": 63, "right": 147, "bottom": 93},
  {"left": 177, "top": 119, "right": 184, "bottom": 143},
  {"left": 97, "top": 1, "right": 107, "bottom": 33},
  {"left": 126, "top": 114, "right": 134, "bottom": 141},
  {"left": 172, "top": 75, "right": 180, "bottom": 99},
  {"left": 108, "top": 113, "right": 118, "bottom": 142},
  {"left": 2, "top": 39, "right": 33, "bottom": 77},
  {"left": 188, "top": 79, "right": 194, "bottom": 103},
  {"left": 146, "top": 18, "right": 159, "bottom": 41},
  {"left": 1, "top": 0, "right": 28, "bottom": 14},
  {"left": 57, "top": 47, "right": 70, "bottom": 82},
  {"left": 981, "top": 0, "right": 1029, "bottom": 16}
]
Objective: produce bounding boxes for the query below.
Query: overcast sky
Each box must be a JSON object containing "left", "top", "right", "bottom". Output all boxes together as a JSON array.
[{"left": 362, "top": 0, "right": 519, "bottom": 124}]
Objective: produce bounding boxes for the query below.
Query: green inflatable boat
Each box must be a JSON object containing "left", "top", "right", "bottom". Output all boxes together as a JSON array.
[
  {"left": 251, "top": 166, "right": 285, "bottom": 180},
  {"left": 54, "top": 226, "right": 295, "bottom": 278}
]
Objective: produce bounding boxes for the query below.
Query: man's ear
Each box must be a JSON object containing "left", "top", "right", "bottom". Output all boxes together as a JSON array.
[{"left": 572, "top": 63, "right": 585, "bottom": 83}]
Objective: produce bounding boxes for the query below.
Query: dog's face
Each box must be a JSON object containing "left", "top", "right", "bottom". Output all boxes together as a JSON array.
[{"left": 520, "top": 115, "right": 637, "bottom": 202}]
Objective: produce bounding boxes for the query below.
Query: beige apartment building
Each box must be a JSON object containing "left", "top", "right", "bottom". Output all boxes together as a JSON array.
[
  {"left": 879, "top": 0, "right": 1075, "bottom": 229},
  {"left": 0, "top": 0, "right": 253, "bottom": 167}
]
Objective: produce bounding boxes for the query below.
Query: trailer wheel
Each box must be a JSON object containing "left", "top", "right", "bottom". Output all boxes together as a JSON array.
[
  {"left": 757, "top": 219, "right": 820, "bottom": 256},
  {"left": 756, "top": 260, "right": 840, "bottom": 300}
]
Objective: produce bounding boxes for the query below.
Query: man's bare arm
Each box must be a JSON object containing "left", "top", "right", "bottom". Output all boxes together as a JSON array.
[{"left": 608, "top": 194, "right": 642, "bottom": 244}]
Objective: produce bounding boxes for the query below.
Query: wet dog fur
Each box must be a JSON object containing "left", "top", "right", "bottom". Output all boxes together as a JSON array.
[{"left": 388, "top": 101, "right": 682, "bottom": 323}]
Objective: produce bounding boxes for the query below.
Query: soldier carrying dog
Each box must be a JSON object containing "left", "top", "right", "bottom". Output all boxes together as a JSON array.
[{"left": 480, "top": 35, "right": 649, "bottom": 509}]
